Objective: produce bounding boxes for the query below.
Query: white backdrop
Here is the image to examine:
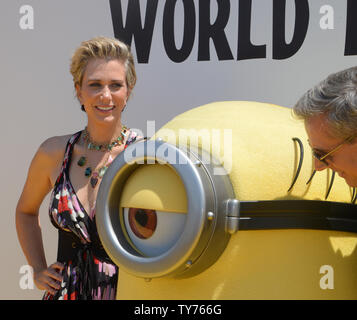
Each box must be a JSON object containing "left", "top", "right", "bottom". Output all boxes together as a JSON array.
[{"left": 1, "top": 0, "right": 356, "bottom": 299}]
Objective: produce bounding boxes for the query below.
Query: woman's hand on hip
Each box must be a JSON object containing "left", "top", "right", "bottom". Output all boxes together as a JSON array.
[{"left": 33, "top": 262, "right": 64, "bottom": 295}]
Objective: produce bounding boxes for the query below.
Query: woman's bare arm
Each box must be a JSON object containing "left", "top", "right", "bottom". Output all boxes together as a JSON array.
[{"left": 16, "top": 136, "right": 67, "bottom": 294}]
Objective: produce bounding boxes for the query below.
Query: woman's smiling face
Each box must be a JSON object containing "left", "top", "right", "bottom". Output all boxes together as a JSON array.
[{"left": 76, "top": 58, "right": 130, "bottom": 125}]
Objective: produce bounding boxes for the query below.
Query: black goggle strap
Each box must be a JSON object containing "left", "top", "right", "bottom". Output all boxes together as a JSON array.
[{"left": 238, "top": 199, "right": 357, "bottom": 234}]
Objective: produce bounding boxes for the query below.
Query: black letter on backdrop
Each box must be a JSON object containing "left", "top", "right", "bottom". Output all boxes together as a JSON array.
[
  {"left": 109, "top": 0, "right": 158, "bottom": 63},
  {"left": 237, "top": 0, "right": 266, "bottom": 60},
  {"left": 345, "top": 0, "right": 357, "bottom": 55},
  {"left": 198, "top": 0, "right": 233, "bottom": 61},
  {"left": 163, "top": 0, "right": 196, "bottom": 62},
  {"left": 272, "top": 0, "right": 309, "bottom": 60}
]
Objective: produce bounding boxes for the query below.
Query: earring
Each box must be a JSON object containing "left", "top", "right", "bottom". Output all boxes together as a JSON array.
[{"left": 81, "top": 104, "right": 86, "bottom": 112}]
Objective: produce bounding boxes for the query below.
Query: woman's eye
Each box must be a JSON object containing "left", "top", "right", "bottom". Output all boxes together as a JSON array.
[
  {"left": 110, "top": 83, "right": 123, "bottom": 89},
  {"left": 89, "top": 82, "right": 101, "bottom": 87}
]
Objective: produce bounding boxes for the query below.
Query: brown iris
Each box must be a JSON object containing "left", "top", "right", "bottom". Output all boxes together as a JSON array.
[{"left": 128, "top": 208, "right": 157, "bottom": 239}]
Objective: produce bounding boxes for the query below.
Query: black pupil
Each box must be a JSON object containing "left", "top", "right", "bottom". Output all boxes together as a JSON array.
[{"left": 135, "top": 209, "right": 149, "bottom": 227}]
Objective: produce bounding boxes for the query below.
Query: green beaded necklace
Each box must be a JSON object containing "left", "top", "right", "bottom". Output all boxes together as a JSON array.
[
  {"left": 82, "top": 126, "right": 127, "bottom": 151},
  {"left": 77, "top": 126, "right": 128, "bottom": 188}
]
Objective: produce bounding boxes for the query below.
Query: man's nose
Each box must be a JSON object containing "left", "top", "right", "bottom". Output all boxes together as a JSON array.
[{"left": 314, "top": 158, "right": 329, "bottom": 171}]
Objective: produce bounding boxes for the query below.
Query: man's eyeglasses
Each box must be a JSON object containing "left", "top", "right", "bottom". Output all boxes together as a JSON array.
[{"left": 310, "top": 136, "right": 354, "bottom": 165}]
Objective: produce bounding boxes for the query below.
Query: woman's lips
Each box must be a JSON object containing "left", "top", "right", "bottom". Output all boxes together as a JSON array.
[{"left": 95, "top": 105, "right": 115, "bottom": 111}]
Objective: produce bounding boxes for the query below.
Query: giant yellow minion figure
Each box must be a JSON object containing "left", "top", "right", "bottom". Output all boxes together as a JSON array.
[{"left": 96, "top": 101, "right": 357, "bottom": 299}]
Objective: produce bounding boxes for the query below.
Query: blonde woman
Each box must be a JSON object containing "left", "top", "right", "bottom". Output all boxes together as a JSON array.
[{"left": 16, "top": 37, "right": 138, "bottom": 300}]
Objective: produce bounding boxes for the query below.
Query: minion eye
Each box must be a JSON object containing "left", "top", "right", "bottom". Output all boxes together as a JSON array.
[
  {"left": 96, "top": 139, "right": 235, "bottom": 279},
  {"left": 127, "top": 208, "right": 157, "bottom": 240},
  {"left": 123, "top": 208, "right": 186, "bottom": 257}
]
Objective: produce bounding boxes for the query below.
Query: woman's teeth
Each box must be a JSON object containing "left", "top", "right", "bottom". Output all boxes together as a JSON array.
[{"left": 96, "top": 105, "right": 115, "bottom": 111}]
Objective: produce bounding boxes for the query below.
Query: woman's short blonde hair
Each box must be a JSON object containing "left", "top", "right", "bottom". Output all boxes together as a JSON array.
[{"left": 70, "top": 36, "right": 136, "bottom": 91}]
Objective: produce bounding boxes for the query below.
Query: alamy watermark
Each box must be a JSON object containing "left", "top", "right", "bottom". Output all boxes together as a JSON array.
[
  {"left": 19, "top": 5, "right": 34, "bottom": 30},
  {"left": 319, "top": 265, "right": 334, "bottom": 290},
  {"left": 19, "top": 265, "right": 34, "bottom": 290},
  {"left": 128, "top": 121, "right": 233, "bottom": 176}
]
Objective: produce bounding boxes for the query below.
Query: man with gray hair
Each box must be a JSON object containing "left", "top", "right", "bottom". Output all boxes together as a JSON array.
[{"left": 293, "top": 66, "right": 357, "bottom": 187}]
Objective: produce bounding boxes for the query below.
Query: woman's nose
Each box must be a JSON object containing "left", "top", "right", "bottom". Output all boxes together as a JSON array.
[{"left": 101, "top": 86, "right": 111, "bottom": 100}]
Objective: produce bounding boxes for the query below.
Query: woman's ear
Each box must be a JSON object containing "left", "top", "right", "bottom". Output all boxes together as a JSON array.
[
  {"left": 75, "top": 83, "right": 82, "bottom": 103},
  {"left": 126, "top": 88, "right": 131, "bottom": 102}
]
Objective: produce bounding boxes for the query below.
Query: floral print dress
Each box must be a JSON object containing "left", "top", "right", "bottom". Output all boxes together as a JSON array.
[{"left": 43, "top": 129, "right": 137, "bottom": 300}]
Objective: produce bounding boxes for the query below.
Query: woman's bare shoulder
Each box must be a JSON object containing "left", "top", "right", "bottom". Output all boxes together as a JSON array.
[
  {"left": 35, "top": 134, "right": 75, "bottom": 168},
  {"left": 39, "top": 134, "right": 72, "bottom": 156},
  {"left": 17, "top": 134, "right": 76, "bottom": 212}
]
